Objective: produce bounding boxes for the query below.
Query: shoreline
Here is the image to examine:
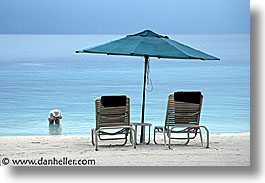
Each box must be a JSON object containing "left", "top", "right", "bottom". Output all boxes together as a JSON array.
[
  {"left": 0, "top": 132, "right": 250, "bottom": 166},
  {"left": 0, "top": 131, "right": 250, "bottom": 138}
]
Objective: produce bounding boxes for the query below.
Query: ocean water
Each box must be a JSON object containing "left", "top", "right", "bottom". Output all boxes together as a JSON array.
[{"left": 0, "top": 34, "right": 250, "bottom": 136}]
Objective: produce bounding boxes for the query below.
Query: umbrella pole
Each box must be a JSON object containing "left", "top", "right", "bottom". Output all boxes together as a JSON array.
[{"left": 140, "top": 55, "right": 149, "bottom": 143}]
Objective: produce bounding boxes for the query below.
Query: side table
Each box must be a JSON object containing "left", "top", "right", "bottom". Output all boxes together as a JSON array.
[{"left": 131, "top": 122, "right": 152, "bottom": 145}]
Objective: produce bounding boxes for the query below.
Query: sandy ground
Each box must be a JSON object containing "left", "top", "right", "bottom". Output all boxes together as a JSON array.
[{"left": 0, "top": 133, "right": 250, "bottom": 166}]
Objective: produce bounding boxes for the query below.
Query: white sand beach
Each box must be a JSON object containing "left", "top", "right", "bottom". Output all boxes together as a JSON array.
[{"left": 0, "top": 133, "right": 250, "bottom": 166}]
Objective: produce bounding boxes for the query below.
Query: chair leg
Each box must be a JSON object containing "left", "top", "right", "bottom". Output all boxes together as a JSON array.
[
  {"left": 154, "top": 128, "right": 158, "bottom": 144},
  {"left": 201, "top": 126, "right": 209, "bottom": 148},
  {"left": 129, "top": 128, "right": 136, "bottom": 149},
  {"left": 135, "top": 125, "right": 138, "bottom": 145},
  {"left": 129, "top": 128, "right": 133, "bottom": 144},
  {"left": 91, "top": 129, "right": 95, "bottom": 146},
  {"left": 95, "top": 130, "right": 99, "bottom": 151},
  {"left": 199, "top": 128, "right": 203, "bottom": 146},
  {"left": 147, "top": 125, "right": 151, "bottom": 145},
  {"left": 163, "top": 127, "right": 167, "bottom": 148},
  {"left": 121, "top": 133, "right": 128, "bottom": 146},
  {"left": 184, "top": 130, "right": 190, "bottom": 145},
  {"left": 168, "top": 128, "right": 172, "bottom": 149}
]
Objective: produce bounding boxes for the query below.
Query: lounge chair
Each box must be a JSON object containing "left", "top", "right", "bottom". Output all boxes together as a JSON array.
[
  {"left": 154, "top": 91, "right": 209, "bottom": 149},
  {"left": 91, "top": 95, "right": 136, "bottom": 151}
]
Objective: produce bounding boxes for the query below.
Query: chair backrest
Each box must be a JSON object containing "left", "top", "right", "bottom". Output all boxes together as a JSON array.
[
  {"left": 165, "top": 91, "right": 203, "bottom": 127},
  {"left": 95, "top": 95, "right": 130, "bottom": 129}
]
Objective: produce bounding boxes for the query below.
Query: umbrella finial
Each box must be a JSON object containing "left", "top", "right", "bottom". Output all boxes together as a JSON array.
[{"left": 127, "top": 30, "right": 169, "bottom": 39}]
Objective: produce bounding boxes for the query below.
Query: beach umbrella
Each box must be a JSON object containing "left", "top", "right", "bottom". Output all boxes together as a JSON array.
[{"left": 76, "top": 30, "right": 220, "bottom": 143}]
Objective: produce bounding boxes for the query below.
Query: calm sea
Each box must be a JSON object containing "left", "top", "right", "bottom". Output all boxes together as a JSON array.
[{"left": 0, "top": 34, "right": 250, "bottom": 136}]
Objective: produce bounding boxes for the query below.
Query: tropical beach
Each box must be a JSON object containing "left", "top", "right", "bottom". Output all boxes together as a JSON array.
[
  {"left": 0, "top": 0, "right": 250, "bottom": 169},
  {"left": 0, "top": 133, "right": 250, "bottom": 166},
  {"left": 0, "top": 32, "right": 250, "bottom": 167}
]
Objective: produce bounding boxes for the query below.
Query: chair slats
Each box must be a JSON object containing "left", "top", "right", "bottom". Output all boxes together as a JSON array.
[
  {"left": 92, "top": 95, "right": 137, "bottom": 151},
  {"left": 95, "top": 96, "right": 130, "bottom": 129},
  {"left": 165, "top": 93, "right": 203, "bottom": 127},
  {"left": 154, "top": 92, "right": 209, "bottom": 148}
]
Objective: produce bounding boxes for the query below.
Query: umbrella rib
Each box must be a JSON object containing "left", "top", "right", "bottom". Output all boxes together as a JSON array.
[
  {"left": 128, "top": 37, "right": 191, "bottom": 59},
  {"left": 129, "top": 38, "right": 144, "bottom": 56},
  {"left": 162, "top": 38, "right": 204, "bottom": 60}
]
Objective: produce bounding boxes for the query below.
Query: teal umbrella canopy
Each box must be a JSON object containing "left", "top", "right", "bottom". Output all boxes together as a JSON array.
[
  {"left": 76, "top": 30, "right": 219, "bottom": 60},
  {"left": 76, "top": 30, "right": 219, "bottom": 143}
]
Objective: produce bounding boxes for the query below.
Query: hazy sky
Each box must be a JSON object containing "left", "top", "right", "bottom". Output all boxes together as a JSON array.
[{"left": 0, "top": 0, "right": 249, "bottom": 34}]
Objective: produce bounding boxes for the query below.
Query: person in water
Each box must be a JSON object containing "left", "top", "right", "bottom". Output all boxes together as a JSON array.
[{"left": 48, "top": 109, "right": 62, "bottom": 125}]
